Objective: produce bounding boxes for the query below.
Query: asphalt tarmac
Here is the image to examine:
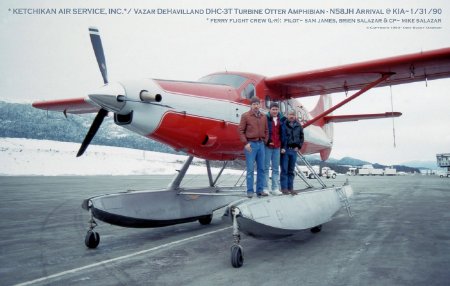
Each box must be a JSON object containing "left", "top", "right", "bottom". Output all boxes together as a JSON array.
[{"left": 0, "top": 175, "right": 449, "bottom": 286}]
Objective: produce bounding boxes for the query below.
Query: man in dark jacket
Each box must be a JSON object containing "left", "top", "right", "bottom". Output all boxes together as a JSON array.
[
  {"left": 239, "top": 97, "right": 269, "bottom": 198},
  {"left": 280, "top": 109, "right": 304, "bottom": 195}
]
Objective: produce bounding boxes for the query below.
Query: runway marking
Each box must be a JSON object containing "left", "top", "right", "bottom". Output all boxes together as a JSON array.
[{"left": 14, "top": 226, "right": 232, "bottom": 286}]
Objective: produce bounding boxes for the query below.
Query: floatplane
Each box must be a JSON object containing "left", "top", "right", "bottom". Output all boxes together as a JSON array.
[{"left": 33, "top": 27, "right": 450, "bottom": 267}]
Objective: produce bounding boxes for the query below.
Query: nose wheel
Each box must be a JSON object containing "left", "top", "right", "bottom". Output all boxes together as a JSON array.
[
  {"left": 230, "top": 207, "right": 244, "bottom": 268},
  {"left": 84, "top": 208, "right": 100, "bottom": 249},
  {"left": 85, "top": 229, "right": 100, "bottom": 248},
  {"left": 231, "top": 244, "right": 244, "bottom": 268}
]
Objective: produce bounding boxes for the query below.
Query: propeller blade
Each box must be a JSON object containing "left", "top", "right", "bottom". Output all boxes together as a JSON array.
[
  {"left": 89, "top": 27, "right": 108, "bottom": 84},
  {"left": 77, "top": 108, "right": 108, "bottom": 157}
]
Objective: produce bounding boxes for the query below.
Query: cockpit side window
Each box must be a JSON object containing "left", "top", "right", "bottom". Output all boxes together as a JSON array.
[
  {"left": 241, "top": 83, "right": 256, "bottom": 99},
  {"left": 199, "top": 74, "right": 247, "bottom": 89}
]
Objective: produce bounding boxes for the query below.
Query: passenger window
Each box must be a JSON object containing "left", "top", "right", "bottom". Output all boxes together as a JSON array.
[
  {"left": 265, "top": 96, "right": 271, "bottom": 109},
  {"left": 298, "top": 108, "right": 309, "bottom": 124},
  {"left": 280, "top": 101, "right": 286, "bottom": 114}
]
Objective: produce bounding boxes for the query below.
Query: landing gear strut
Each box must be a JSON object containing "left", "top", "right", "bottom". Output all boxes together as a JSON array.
[{"left": 230, "top": 207, "right": 244, "bottom": 268}]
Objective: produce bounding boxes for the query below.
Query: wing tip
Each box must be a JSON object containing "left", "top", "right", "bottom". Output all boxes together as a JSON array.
[{"left": 89, "top": 26, "right": 99, "bottom": 34}]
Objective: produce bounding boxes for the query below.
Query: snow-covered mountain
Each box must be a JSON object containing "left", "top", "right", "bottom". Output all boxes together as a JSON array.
[{"left": 0, "top": 100, "right": 174, "bottom": 154}]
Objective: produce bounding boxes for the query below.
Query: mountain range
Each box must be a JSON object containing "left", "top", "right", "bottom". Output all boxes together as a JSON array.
[{"left": 0, "top": 100, "right": 174, "bottom": 154}]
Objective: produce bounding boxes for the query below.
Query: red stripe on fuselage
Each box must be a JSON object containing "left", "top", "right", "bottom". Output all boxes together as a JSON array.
[
  {"left": 149, "top": 111, "right": 243, "bottom": 161},
  {"left": 149, "top": 111, "right": 330, "bottom": 161}
]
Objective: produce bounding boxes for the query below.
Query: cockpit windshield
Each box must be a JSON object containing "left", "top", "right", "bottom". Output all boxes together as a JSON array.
[{"left": 199, "top": 74, "right": 247, "bottom": 89}]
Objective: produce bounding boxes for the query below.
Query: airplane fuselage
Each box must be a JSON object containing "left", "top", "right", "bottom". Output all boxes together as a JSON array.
[{"left": 99, "top": 72, "right": 333, "bottom": 161}]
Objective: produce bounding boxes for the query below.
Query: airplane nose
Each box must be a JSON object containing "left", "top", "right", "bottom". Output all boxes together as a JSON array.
[{"left": 88, "top": 83, "right": 126, "bottom": 113}]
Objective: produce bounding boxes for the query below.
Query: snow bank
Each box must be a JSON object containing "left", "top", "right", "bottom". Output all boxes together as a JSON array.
[{"left": 0, "top": 138, "right": 241, "bottom": 176}]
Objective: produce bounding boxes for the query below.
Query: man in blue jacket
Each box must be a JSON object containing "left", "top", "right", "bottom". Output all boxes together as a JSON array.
[{"left": 280, "top": 109, "right": 304, "bottom": 195}]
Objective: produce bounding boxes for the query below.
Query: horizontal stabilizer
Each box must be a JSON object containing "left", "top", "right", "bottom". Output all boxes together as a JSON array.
[
  {"left": 32, "top": 97, "right": 100, "bottom": 114},
  {"left": 324, "top": 112, "right": 402, "bottom": 123}
]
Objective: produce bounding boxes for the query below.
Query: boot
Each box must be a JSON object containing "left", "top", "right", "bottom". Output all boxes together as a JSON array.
[{"left": 281, "top": 189, "right": 290, "bottom": 195}]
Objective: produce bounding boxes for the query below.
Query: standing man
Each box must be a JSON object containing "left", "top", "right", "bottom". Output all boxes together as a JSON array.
[
  {"left": 280, "top": 109, "right": 304, "bottom": 195},
  {"left": 239, "top": 97, "right": 269, "bottom": 198},
  {"left": 264, "top": 103, "right": 283, "bottom": 196}
]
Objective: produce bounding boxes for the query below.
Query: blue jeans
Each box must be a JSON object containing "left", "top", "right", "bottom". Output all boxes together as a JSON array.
[
  {"left": 244, "top": 141, "right": 265, "bottom": 194},
  {"left": 280, "top": 148, "right": 298, "bottom": 190},
  {"left": 264, "top": 147, "right": 280, "bottom": 191}
]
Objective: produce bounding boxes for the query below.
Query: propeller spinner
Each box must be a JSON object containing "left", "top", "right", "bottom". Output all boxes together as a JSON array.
[{"left": 77, "top": 27, "right": 164, "bottom": 157}]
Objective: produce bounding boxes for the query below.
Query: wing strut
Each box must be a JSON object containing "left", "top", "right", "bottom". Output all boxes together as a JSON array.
[{"left": 302, "top": 73, "right": 394, "bottom": 128}]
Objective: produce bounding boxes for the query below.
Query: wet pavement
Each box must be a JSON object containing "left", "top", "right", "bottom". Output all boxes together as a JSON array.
[{"left": 0, "top": 175, "right": 449, "bottom": 286}]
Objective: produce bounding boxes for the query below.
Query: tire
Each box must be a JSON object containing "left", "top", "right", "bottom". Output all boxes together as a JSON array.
[
  {"left": 332, "top": 174, "right": 337, "bottom": 179},
  {"left": 310, "top": 225, "right": 322, "bottom": 233},
  {"left": 85, "top": 230, "right": 100, "bottom": 248},
  {"left": 231, "top": 244, "right": 244, "bottom": 268},
  {"left": 198, "top": 214, "right": 213, "bottom": 225}
]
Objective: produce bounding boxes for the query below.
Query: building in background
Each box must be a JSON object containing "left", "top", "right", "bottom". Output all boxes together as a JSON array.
[{"left": 436, "top": 153, "right": 450, "bottom": 178}]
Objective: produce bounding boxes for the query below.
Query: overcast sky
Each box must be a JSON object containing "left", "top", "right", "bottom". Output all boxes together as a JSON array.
[{"left": 1, "top": 0, "right": 449, "bottom": 166}]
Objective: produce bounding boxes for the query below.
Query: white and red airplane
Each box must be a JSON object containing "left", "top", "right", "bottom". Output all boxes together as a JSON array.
[{"left": 33, "top": 28, "right": 450, "bottom": 255}]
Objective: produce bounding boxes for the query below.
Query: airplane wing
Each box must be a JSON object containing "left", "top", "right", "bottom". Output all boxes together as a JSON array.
[
  {"left": 32, "top": 97, "right": 100, "bottom": 114},
  {"left": 324, "top": 112, "right": 402, "bottom": 123},
  {"left": 265, "top": 47, "right": 450, "bottom": 99}
]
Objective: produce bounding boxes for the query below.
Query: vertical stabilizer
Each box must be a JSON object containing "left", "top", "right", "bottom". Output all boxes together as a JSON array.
[{"left": 310, "top": 94, "right": 333, "bottom": 160}]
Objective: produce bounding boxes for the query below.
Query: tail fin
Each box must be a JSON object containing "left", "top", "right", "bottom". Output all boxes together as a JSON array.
[{"left": 310, "top": 94, "right": 333, "bottom": 161}]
